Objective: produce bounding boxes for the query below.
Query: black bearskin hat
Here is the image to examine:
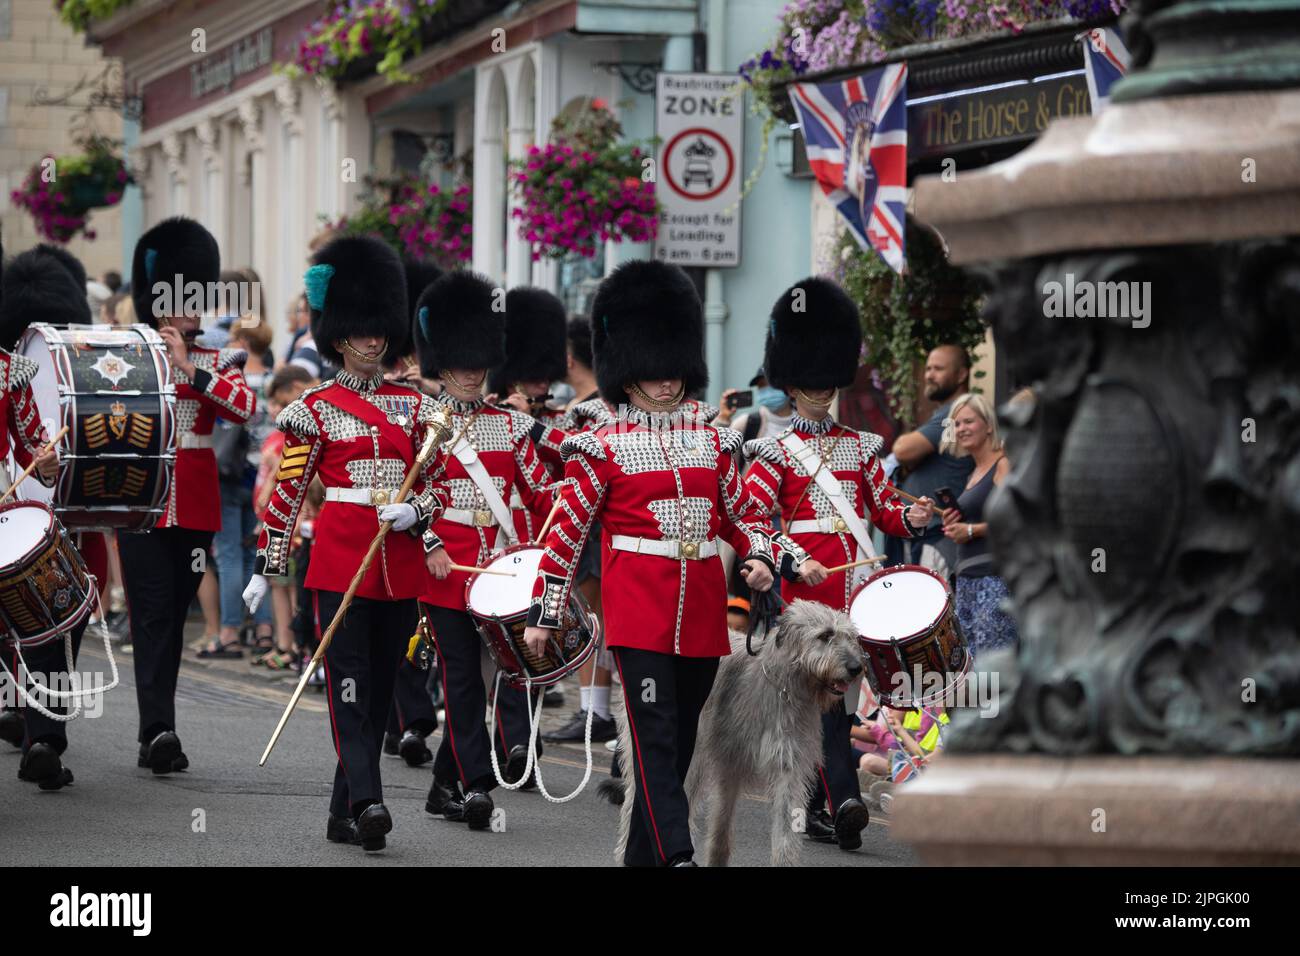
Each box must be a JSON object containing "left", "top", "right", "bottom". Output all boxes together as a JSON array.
[
  {"left": 307, "top": 235, "right": 408, "bottom": 368},
  {"left": 590, "top": 260, "right": 706, "bottom": 408},
  {"left": 487, "top": 287, "right": 568, "bottom": 396},
  {"left": 34, "top": 243, "right": 88, "bottom": 289},
  {"left": 413, "top": 270, "right": 505, "bottom": 379},
  {"left": 131, "top": 216, "right": 220, "bottom": 329},
  {"left": 0, "top": 249, "right": 90, "bottom": 350},
  {"left": 392, "top": 257, "right": 444, "bottom": 365},
  {"left": 763, "top": 277, "right": 861, "bottom": 392}
]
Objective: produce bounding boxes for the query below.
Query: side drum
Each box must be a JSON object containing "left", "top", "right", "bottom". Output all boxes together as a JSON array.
[
  {"left": 465, "top": 544, "right": 599, "bottom": 689},
  {"left": 0, "top": 501, "right": 95, "bottom": 648},
  {"left": 17, "top": 323, "right": 176, "bottom": 531}
]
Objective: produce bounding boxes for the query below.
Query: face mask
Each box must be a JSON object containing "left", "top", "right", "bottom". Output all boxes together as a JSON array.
[{"left": 756, "top": 386, "right": 788, "bottom": 412}]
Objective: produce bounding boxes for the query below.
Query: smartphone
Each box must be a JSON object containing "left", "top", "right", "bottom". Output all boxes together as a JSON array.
[
  {"left": 727, "top": 389, "right": 753, "bottom": 410},
  {"left": 933, "top": 486, "right": 962, "bottom": 516}
]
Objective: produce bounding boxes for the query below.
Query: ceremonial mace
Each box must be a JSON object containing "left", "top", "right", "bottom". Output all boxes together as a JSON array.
[{"left": 259, "top": 407, "right": 453, "bottom": 766}]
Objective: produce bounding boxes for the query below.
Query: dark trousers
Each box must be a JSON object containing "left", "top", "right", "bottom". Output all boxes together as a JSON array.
[
  {"left": 314, "top": 589, "right": 414, "bottom": 818},
  {"left": 17, "top": 620, "right": 88, "bottom": 755},
  {"left": 611, "top": 646, "right": 719, "bottom": 867},
  {"left": 387, "top": 657, "right": 436, "bottom": 736},
  {"left": 424, "top": 604, "right": 537, "bottom": 793},
  {"left": 809, "top": 700, "right": 863, "bottom": 818},
  {"left": 117, "top": 527, "right": 213, "bottom": 743}
]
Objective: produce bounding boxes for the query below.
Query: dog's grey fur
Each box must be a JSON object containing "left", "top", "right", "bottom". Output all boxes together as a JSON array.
[{"left": 613, "top": 600, "right": 865, "bottom": 866}]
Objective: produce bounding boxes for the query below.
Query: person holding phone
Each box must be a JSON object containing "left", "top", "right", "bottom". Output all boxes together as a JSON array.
[{"left": 939, "top": 392, "right": 1017, "bottom": 655}]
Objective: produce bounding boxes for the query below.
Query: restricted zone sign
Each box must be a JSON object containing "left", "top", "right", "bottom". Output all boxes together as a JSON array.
[{"left": 654, "top": 72, "right": 743, "bottom": 268}]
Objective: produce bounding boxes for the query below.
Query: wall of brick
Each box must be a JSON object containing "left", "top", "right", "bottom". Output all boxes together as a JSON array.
[{"left": 0, "top": 0, "right": 125, "bottom": 284}]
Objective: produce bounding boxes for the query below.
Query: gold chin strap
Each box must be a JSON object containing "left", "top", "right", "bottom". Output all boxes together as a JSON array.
[
  {"left": 442, "top": 369, "right": 486, "bottom": 397},
  {"left": 627, "top": 382, "right": 685, "bottom": 411},
  {"left": 791, "top": 388, "right": 834, "bottom": 410},
  {"left": 339, "top": 339, "right": 385, "bottom": 362}
]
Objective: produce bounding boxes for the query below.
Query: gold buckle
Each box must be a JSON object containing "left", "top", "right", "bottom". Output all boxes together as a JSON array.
[
  {"left": 371, "top": 489, "right": 390, "bottom": 506},
  {"left": 833, "top": 517, "right": 848, "bottom": 533},
  {"left": 473, "top": 509, "right": 494, "bottom": 527},
  {"left": 681, "top": 540, "right": 699, "bottom": 560}
]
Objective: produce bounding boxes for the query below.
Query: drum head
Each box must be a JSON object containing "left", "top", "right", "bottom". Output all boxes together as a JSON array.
[
  {"left": 0, "top": 503, "right": 54, "bottom": 569},
  {"left": 466, "top": 546, "right": 544, "bottom": 618},
  {"left": 850, "top": 565, "right": 950, "bottom": 643}
]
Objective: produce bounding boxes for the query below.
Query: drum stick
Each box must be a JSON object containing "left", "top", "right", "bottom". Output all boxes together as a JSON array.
[
  {"left": 0, "top": 425, "right": 70, "bottom": 503},
  {"left": 822, "top": 555, "right": 888, "bottom": 575},
  {"left": 884, "top": 484, "right": 930, "bottom": 507},
  {"left": 448, "top": 564, "right": 517, "bottom": 577},
  {"left": 260, "top": 411, "right": 453, "bottom": 766},
  {"left": 534, "top": 497, "right": 564, "bottom": 544}
]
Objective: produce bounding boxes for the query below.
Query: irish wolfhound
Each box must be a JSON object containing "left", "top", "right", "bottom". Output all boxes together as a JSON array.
[{"left": 613, "top": 600, "right": 865, "bottom": 866}]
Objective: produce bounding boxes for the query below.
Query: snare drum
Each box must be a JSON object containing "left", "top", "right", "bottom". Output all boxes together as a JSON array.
[
  {"left": 16, "top": 323, "right": 176, "bottom": 531},
  {"left": 848, "top": 564, "right": 970, "bottom": 709},
  {"left": 0, "top": 501, "right": 95, "bottom": 648},
  {"left": 466, "top": 544, "right": 599, "bottom": 689}
]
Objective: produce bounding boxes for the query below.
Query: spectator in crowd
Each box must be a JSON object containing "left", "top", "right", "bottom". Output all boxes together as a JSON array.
[
  {"left": 197, "top": 286, "right": 274, "bottom": 658},
  {"left": 726, "top": 596, "right": 750, "bottom": 633},
  {"left": 285, "top": 292, "right": 336, "bottom": 380},
  {"left": 715, "top": 367, "right": 794, "bottom": 447},
  {"left": 102, "top": 270, "right": 122, "bottom": 293},
  {"left": 939, "top": 392, "right": 1018, "bottom": 655},
  {"left": 252, "top": 365, "right": 317, "bottom": 669},
  {"left": 101, "top": 291, "right": 126, "bottom": 325},
  {"left": 86, "top": 279, "right": 112, "bottom": 321},
  {"left": 113, "top": 294, "right": 136, "bottom": 327},
  {"left": 282, "top": 292, "right": 312, "bottom": 366},
  {"left": 889, "top": 345, "right": 975, "bottom": 573}
]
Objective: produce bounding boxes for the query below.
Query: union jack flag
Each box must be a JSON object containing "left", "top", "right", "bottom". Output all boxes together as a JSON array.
[
  {"left": 788, "top": 64, "right": 908, "bottom": 273},
  {"left": 1081, "top": 27, "right": 1131, "bottom": 112}
]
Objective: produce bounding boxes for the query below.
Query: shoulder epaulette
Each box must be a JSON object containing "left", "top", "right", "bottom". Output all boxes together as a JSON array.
[
  {"left": 715, "top": 425, "right": 743, "bottom": 456},
  {"left": 505, "top": 408, "right": 536, "bottom": 443},
  {"left": 744, "top": 436, "right": 785, "bottom": 465},
  {"left": 6, "top": 352, "right": 38, "bottom": 391},
  {"left": 216, "top": 347, "right": 248, "bottom": 372},
  {"left": 560, "top": 430, "right": 606, "bottom": 461},
  {"left": 277, "top": 398, "right": 319, "bottom": 438},
  {"left": 857, "top": 430, "right": 885, "bottom": 459}
]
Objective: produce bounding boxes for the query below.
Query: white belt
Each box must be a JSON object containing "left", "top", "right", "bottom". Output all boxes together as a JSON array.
[
  {"left": 325, "top": 486, "right": 398, "bottom": 507},
  {"left": 609, "top": 535, "right": 718, "bottom": 561},
  {"left": 510, "top": 489, "right": 525, "bottom": 510},
  {"left": 787, "top": 516, "right": 856, "bottom": 535},
  {"left": 443, "top": 506, "right": 500, "bottom": 528},
  {"left": 179, "top": 433, "right": 214, "bottom": 450}
]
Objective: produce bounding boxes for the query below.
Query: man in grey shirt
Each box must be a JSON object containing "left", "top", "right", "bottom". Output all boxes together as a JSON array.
[{"left": 890, "top": 345, "right": 975, "bottom": 573}]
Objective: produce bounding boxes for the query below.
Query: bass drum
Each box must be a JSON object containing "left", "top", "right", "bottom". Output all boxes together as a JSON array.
[{"left": 17, "top": 323, "right": 176, "bottom": 531}]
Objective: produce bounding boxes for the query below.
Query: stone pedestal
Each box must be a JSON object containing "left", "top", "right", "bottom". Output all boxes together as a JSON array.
[{"left": 892, "top": 755, "right": 1300, "bottom": 865}]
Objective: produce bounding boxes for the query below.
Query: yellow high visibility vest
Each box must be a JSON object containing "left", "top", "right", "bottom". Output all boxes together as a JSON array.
[{"left": 902, "top": 709, "right": 949, "bottom": 752}]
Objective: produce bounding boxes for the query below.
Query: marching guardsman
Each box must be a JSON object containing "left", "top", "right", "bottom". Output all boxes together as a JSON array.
[
  {"left": 741, "top": 277, "right": 935, "bottom": 851},
  {"left": 382, "top": 256, "right": 447, "bottom": 768},
  {"left": 0, "top": 248, "right": 70, "bottom": 786},
  {"left": 243, "top": 236, "right": 451, "bottom": 851},
  {"left": 413, "top": 271, "right": 555, "bottom": 830},
  {"left": 521, "top": 260, "right": 809, "bottom": 866},
  {"left": 121, "top": 217, "right": 256, "bottom": 775},
  {"left": 488, "top": 286, "right": 570, "bottom": 539}
]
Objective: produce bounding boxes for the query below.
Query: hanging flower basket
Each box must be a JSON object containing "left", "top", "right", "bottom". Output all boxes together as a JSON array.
[
  {"left": 509, "top": 100, "right": 659, "bottom": 261},
  {"left": 831, "top": 217, "right": 987, "bottom": 418},
  {"left": 10, "top": 134, "right": 132, "bottom": 243},
  {"left": 323, "top": 171, "right": 472, "bottom": 269}
]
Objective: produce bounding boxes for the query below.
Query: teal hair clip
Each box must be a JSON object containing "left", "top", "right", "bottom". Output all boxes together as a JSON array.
[
  {"left": 143, "top": 248, "right": 158, "bottom": 285},
  {"left": 304, "top": 264, "right": 335, "bottom": 311},
  {"left": 418, "top": 305, "right": 430, "bottom": 339}
]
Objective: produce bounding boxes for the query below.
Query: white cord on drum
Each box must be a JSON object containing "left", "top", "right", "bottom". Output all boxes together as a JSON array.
[{"left": 0, "top": 581, "right": 120, "bottom": 721}]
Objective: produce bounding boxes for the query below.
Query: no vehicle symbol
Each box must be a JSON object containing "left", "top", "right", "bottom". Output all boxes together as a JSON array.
[{"left": 663, "top": 127, "right": 735, "bottom": 201}]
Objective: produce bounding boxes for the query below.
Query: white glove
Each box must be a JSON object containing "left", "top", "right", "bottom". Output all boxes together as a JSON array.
[
  {"left": 379, "top": 502, "right": 418, "bottom": 531},
  {"left": 242, "top": 575, "right": 269, "bottom": 613}
]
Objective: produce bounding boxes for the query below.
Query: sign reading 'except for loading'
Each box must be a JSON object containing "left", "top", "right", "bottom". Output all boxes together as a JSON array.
[{"left": 654, "top": 72, "right": 743, "bottom": 269}]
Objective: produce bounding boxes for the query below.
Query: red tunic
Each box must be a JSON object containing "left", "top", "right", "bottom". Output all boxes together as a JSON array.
[
  {"left": 0, "top": 349, "right": 53, "bottom": 484},
  {"left": 254, "top": 370, "right": 450, "bottom": 601},
  {"left": 527, "top": 407, "right": 805, "bottom": 657},
  {"left": 419, "top": 395, "right": 554, "bottom": 609},
  {"left": 161, "top": 346, "right": 257, "bottom": 531},
  {"left": 742, "top": 416, "right": 921, "bottom": 612}
]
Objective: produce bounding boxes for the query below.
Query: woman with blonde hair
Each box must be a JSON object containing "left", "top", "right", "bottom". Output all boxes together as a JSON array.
[{"left": 938, "top": 392, "right": 1018, "bottom": 654}]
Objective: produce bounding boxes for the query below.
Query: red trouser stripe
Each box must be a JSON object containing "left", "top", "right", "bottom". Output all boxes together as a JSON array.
[
  {"left": 314, "top": 593, "right": 347, "bottom": 796},
  {"left": 424, "top": 607, "right": 469, "bottom": 788},
  {"left": 612, "top": 649, "right": 668, "bottom": 865}
]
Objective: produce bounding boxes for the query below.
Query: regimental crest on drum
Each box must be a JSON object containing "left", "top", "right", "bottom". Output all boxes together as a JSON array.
[
  {"left": 90, "top": 350, "right": 135, "bottom": 388},
  {"left": 82, "top": 464, "right": 149, "bottom": 501}
]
